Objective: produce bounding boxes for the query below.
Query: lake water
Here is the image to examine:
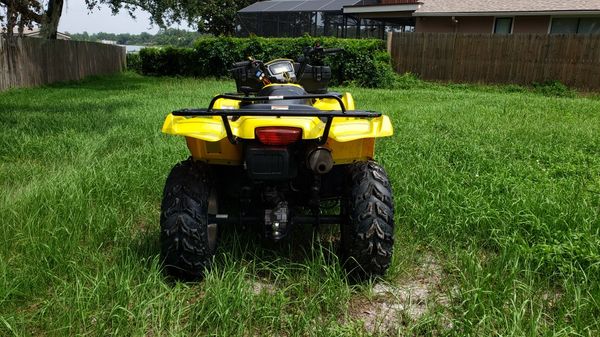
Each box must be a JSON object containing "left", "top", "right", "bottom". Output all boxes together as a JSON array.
[{"left": 122, "top": 45, "right": 144, "bottom": 53}]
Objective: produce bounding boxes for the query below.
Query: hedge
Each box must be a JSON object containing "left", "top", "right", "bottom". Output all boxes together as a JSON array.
[
  {"left": 137, "top": 36, "right": 396, "bottom": 88},
  {"left": 126, "top": 53, "right": 142, "bottom": 73}
]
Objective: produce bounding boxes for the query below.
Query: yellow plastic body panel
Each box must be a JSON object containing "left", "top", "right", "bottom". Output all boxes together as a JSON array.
[
  {"left": 185, "top": 137, "right": 375, "bottom": 166},
  {"left": 162, "top": 86, "right": 392, "bottom": 165},
  {"left": 327, "top": 138, "right": 375, "bottom": 164},
  {"left": 163, "top": 113, "right": 392, "bottom": 142},
  {"left": 162, "top": 94, "right": 392, "bottom": 142},
  {"left": 186, "top": 137, "right": 243, "bottom": 165}
]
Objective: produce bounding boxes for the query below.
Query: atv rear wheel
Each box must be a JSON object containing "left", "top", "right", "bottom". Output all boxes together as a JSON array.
[
  {"left": 160, "top": 158, "right": 218, "bottom": 281},
  {"left": 341, "top": 160, "right": 395, "bottom": 278}
]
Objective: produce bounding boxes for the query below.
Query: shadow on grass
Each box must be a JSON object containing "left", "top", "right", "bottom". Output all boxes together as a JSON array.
[
  {"left": 222, "top": 220, "right": 341, "bottom": 261},
  {"left": 0, "top": 101, "right": 134, "bottom": 135},
  {"left": 44, "top": 73, "right": 154, "bottom": 92},
  {"left": 127, "top": 218, "right": 344, "bottom": 282},
  {"left": 0, "top": 74, "right": 152, "bottom": 138}
]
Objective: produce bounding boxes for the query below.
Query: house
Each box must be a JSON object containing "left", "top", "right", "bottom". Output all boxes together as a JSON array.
[
  {"left": 237, "top": 0, "right": 600, "bottom": 37},
  {"left": 10, "top": 27, "right": 71, "bottom": 40},
  {"left": 237, "top": 0, "right": 414, "bottom": 39},
  {"left": 342, "top": 0, "right": 419, "bottom": 35},
  {"left": 407, "top": 0, "right": 600, "bottom": 34}
]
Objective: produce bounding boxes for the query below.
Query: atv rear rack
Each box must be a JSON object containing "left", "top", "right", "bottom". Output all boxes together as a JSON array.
[{"left": 172, "top": 94, "right": 382, "bottom": 145}]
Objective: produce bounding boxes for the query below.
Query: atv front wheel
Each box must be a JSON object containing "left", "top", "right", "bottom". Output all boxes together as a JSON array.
[
  {"left": 160, "top": 159, "right": 218, "bottom": 281},
  {"left": 341, "top": 160, "right": 395, "bottom": 278}
]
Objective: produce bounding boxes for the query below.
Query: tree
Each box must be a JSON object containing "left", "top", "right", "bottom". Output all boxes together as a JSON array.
[
  {"left": 1, "top": 0, "right": 257, "bottom": 40},
  {"left": 69, "top": 29, "right": 204, "bottom": 47},
  {"left": 0, "top": 0, "right": 64, "bottom": 39},
  {"left": 86, "top": 0, "right": 257, "bottom": 36},
  {"left": 195, "top": 0, "right": 255, "bottom": 36},
  {"left": 39, "top": 0, "right": 63, "bottom": 39},
  {"left": 0, "top": 0, "right": 43, "bottom": 37}
]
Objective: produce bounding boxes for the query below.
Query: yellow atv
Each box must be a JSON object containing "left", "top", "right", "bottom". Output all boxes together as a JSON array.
[{"left": 160, "top": 46, "right": 394, "bottom": 280}]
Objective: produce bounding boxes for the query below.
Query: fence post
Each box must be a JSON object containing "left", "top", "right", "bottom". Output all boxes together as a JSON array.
[{"left": 387, "top": 32, "right": 393, "bottom": 54}]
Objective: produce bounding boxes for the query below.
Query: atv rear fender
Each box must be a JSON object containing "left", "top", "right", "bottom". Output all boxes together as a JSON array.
[
  {"left": 162, "top": 92, "right": 393, "bottom": 165},
  {"left": 162, "top": 93, "right": 393, "bottom": 143}
]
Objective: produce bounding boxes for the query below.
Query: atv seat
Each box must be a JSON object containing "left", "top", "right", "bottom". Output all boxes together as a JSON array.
[
  {"left": 257, "top": 86, "right": 342, "bottom": 99},
  {"left": 256, "top": 85, "right": 311, "bottom": 105},
  {"left": 239, "top": 104, "right": 320, "bottom": 112}
]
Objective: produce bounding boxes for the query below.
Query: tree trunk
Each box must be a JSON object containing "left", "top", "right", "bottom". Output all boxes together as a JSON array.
[
  {"left": 40, "top": 0, "right": 63, "bottom": 39},
  {"left": 5, "top": 0, "right": 17, "bottom": 38}
]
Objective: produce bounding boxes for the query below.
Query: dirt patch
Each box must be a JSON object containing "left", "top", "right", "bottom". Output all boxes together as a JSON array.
[
  {"left": 130, "top": 217, "right": 153, "bottom": 240},
  {"left": 349, "top": 254, "right": 450, "bottom": 335},
  {"left": 250, "top": 278, "right": 278, "bottom": 295},
  {"left": 541, "top": 288, "right": 563, "bottom": 311}
]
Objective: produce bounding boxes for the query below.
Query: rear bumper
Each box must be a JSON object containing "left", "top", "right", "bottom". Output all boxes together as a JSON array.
[{"left": 185, "top": 137, "right": 376, "bottom": 166}]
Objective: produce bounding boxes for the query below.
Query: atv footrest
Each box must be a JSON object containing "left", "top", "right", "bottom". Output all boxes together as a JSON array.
[{"left": 209, "top": 214, "right": 342, "bottom": 226}]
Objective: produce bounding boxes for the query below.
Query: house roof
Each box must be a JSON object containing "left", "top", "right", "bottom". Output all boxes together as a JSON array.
[
  {"left": 239, "top": 0, "right": 362, "bottom": 13},
  {"left": 415, "top": 0, "right": 600, "bottom": 16},
  {"left": 10, "top": 26, "right": 71, "bottom": 39}
]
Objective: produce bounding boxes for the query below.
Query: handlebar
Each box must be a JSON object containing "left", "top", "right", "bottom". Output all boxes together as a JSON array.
[
  {"left": 232, "top": 46, "right": 343, "bottom": 69},
  {"left": 230, "top": 45, "right": 343, "bottom": 85},
  {"left": 296, "top": 46, "right": 344, "bottom": 73},
  {"left": 231, "top": 59, "right": 271, "bottom": 86},
  {"left": 232, "top": 61, "right": 252, "bottom": 68}
]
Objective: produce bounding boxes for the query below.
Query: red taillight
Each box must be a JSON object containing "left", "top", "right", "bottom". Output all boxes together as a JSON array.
[{"left": 255, "top": 127, "right": 302, "bottom": 146}]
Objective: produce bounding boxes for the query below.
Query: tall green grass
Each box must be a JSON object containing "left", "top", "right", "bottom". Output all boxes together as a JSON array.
[{"left": 0, "top": 73, "right": 598, "bottom": 336}]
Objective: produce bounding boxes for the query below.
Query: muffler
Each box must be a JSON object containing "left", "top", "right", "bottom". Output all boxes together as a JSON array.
[{"left": 307, "top": 147, "right": 333, "bottom": 175}]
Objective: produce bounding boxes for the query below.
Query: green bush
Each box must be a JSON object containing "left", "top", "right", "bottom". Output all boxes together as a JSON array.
[
  {"left": 501, "top": 84, "right": 528, "bottom": 93},
  {"left": 533, "top": 80, "right": 576, "bottom": 98},
  {"left": 394, "top": 72, "right": 424, "bottom": 90},
  {"left": 126, "top": 53, "right": 142, "bottom": 73},
  {"left": 139, "top": 47, "right": 198, "bottom": 77},
  {"left": 138, "top": 36, "right": 397, "bottom": 88}
]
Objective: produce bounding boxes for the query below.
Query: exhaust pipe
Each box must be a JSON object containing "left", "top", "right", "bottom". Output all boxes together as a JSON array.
[{"left": 307, "top": 147, "right": 333, "bottom": 175}]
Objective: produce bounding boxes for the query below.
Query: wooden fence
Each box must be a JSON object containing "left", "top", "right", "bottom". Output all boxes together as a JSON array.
[
  {"left": 389, "top": 33, "right": 600, "bottom": 90},
  {"left": 0, "top": 37, "right": 126, "bottom": 91}
]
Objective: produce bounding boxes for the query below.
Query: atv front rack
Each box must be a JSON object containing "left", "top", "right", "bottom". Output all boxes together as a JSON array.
[{"left": 172, "top": 94, "right": 382, "bottom": 145}]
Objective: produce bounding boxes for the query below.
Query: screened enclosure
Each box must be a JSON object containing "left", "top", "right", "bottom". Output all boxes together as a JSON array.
[{"left": 237, "top": 0, "right": 414, "bottom": 39}]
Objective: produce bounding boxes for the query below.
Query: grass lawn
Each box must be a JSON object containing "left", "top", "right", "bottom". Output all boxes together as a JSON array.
[{"left": 1, "top": 73, "right": 599, "bottom": 336}]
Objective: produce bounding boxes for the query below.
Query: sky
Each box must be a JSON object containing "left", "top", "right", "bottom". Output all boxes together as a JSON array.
[{"left": 58, "top": 1, "right": 190, "bottom": 34}]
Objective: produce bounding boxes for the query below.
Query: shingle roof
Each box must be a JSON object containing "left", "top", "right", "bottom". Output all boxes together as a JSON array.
[{"left": 416, "top": 0, "right": 600, "bottom": 14}]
